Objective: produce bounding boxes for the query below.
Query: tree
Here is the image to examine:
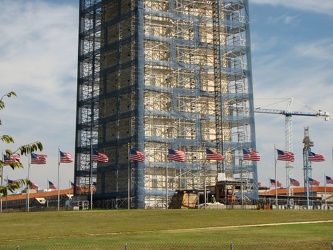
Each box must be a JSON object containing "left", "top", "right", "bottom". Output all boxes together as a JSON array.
[{"left": 0, "top": 91, "right": 43, "bottom": 195}]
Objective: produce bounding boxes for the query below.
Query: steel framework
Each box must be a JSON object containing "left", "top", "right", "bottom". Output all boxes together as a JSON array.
[{"left": 74, "top": 0, "right": 257, "bottom": 208}]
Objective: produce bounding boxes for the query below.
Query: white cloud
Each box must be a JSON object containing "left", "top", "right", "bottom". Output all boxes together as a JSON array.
[
  {"left": 267, "top": 13, "right": 300, "bottom": 25},
  {"left": 295, "top": 39, "right": 333, "bottom": 62},
  {"left": 251, "top": 0, "right": 333, "bottom": 16}
]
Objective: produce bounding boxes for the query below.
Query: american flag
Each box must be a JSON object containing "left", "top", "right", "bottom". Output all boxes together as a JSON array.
[
  {"left": 250, "top": 150, "right": 261, "bottom": 161},
  {"left": 308, "top": 151, "right": 325, "bottom": 162},
  {"left": 48, "top": 181, "right": 57, "bottom": 189},
  {"left": 3, "top": 154, "right": 20, "bottom": 165},
  {"left": 71, "top": 181, "right": 81, "bottom": 191},
  {"left": 270, "top": 179, "right": 282, "bottom": 187},
  {"left": 31, "top": 182, "right": 39, "bottom": 190},
  {"left": 290, "top": 178, "right": 300, "bottom": 186},
  {"left": 168, "top": 149, "right": 186, "bottom": 162},
  {"left": 130, "top": 149, "right": 145, "bottom": 162},
  {"left": 243, "top": 149, "right": 260, "bottom": 161},
  {"left": 243, "top": 149, "right": 251, "bottom": 161},
  {"left": 276, "top": 149, "right": 294, "bottom": 162},
  {"left": 59, "top": 151, "right": 73, "bottom": 163},
  {"left": 308, "top": 177, "right": 320, "bottom": 186},
  {"left": 206, "top": 148, "right": 224, "bottom": 161},
  {"left": 93, "top": 150, "right": 109, "bottom": 163},
  {"left": 326, "top": 176, "right": 333, "bottom": 184},
  {"left": 7, "top": 179, "right": 17, "bottom": 185},
  {"left": 31, "top": 153, "right": 47, "bottom": 164}
]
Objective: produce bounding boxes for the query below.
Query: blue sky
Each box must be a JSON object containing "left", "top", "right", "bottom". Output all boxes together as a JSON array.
[
  {"left": 250, "top": 0, "right": 333, "bottom": 186},
  {"left": 0, "top": 0, "right": 332, "bottom": 190}
]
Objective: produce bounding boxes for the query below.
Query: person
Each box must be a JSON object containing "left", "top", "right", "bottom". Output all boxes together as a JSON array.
[
  {"left": 65, "top": 198, "right": 72, "bottom": 208},
  {"left": 211, "top": 195, "right": 216, "bottom": 203}
]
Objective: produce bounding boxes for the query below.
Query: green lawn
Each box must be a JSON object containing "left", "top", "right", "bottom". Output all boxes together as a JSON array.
[{"left": 0, "top": 209, "right": 332, "bottom": 249}]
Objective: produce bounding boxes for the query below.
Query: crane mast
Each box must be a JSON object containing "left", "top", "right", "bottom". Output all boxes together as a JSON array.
[
  {"left": 285, "top": 99, "right": 293, "bottom": 197},
  {"left": 302, "top": 126, "right": 313, "bottom": 208},
  {"left": 254, "top": 98, "right": 329, "bottom": 195}
]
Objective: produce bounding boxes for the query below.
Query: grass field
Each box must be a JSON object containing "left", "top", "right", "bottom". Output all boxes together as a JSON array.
[{"left": 0, "top": 209, "right": 332, "bottom": 249}]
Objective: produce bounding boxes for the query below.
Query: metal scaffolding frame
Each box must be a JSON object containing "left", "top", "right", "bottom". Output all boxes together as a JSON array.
[
  {"left": 74, "top": 0, "right": 258, "bottom": 209},
  {"left": 74, "top": 0, "right": 102, "bottom": 193}
]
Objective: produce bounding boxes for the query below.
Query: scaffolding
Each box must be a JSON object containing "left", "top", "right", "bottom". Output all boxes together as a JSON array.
[{"left": 74, "top": 0, "right": 258, "bottom": 209}]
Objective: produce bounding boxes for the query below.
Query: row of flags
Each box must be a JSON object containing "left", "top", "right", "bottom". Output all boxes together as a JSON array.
[
  {"left": 3, "top": 153, "right": 42, "bottom": 165},
  {"left": 276, "top": 149, "right": 325, "bottom": 162},
  {"left": 3, "top": 147, "right": 328, "bottom": 192},
  {"left": 131, "top": 148, "right": 325, "bottom": 163},
  {"left": 3, "top": 148, "right": 257, "bottom": 164},
  {"left": 7, "top": 179, "right": 99, "bottom": 192},
  {"left": 3, "top": 152, "right": 67, "bottom": 165},
  {"left": 7, "top": 175, "right": 333, "bottom": 192},
  {"left": 130, "top": 148, "right": 235, "bottom": 162},
  {"left": 3, "top": 148, "right": 325, "bottom": 165},
  {"left": 7, "top": 179, "right": 96, "bottom": 191},
  {"left": 3, "top": 149, "right": 108, "bottom": 192},
  {"left": 2, "top": 150, "right": 109, "bottom": 165},
  {"left": 4, "top": 148, "right": 226, "bottom": 165},
  {"left": 130, "top": 148, "right": 324, "bottom": 163},
  {"left": 6, "top": 179, "right": 56, "bottom": 191},
  {"left": 130, "top": 148, "right": 225, "bottom": 162},
  {"left": 267, "top": 176, "right": 333, "bottom": 188},
  {"left": 7, "top": 179, "right": 98, "bottom": 191}
]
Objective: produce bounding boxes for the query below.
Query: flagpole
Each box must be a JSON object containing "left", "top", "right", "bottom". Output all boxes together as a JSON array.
[
  {"left": 127, "top": 144, "right": 130, "bottom": 210},
  {"left": 90, "top": 140, "right": 93, "bottom": 210},
  {"left": 166, "top": 148, "right": 171, "bottom": 209},
  {"left": 179, "top": 168, "right": 181, "bottom": 190},
  {"left": 57, "top": 146, "right": 60, "bottom": 211},
  {"left": 166, "top": 161, "right": 168, "bottom": 209},
  {"left": 240, "top": 159, "right": 243, "bottom": 209},
  {"left": 204, "top": 158, "right": 207, "bottom": 209},
  {"left": 0, "top": 158, "right": 3, "bottom": 213},
  {"left": 324, "top": 173, "right": 327, "bottom": 208},
  {"left": 27, "top": 153, "right": 31, "bottom": 212},
  {"left": 306, "top": 149, "right": 310, "bottom": 209},
  {"left": 274, "top": 145, "right": 278, "bottom": 208},
  {"left": 6, "top": 176, "right": 8, "bottom": 210},
  {"left": 1, "top": 152, "right": 3, "bottom": 186},
  {"left": 46, "top": 178, "right": 49, "bottom": 207}
]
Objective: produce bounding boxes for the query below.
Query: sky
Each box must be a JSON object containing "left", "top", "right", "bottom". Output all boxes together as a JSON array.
[{"left": 0, "top": 0, "right": 332, "bottom": 191}]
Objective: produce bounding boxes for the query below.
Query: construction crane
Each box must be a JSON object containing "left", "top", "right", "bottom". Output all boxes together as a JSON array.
[{"left": 254, "top": 98, "right": 329, "bottom": 195}]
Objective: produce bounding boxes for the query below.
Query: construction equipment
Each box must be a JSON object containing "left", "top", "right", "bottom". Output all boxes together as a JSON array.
[
  {"left": 254, "top": 98, "right": 329, "bottom": 195},
  {"left": 302, "top": 126, "right": 313, "bottom": 208}
]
